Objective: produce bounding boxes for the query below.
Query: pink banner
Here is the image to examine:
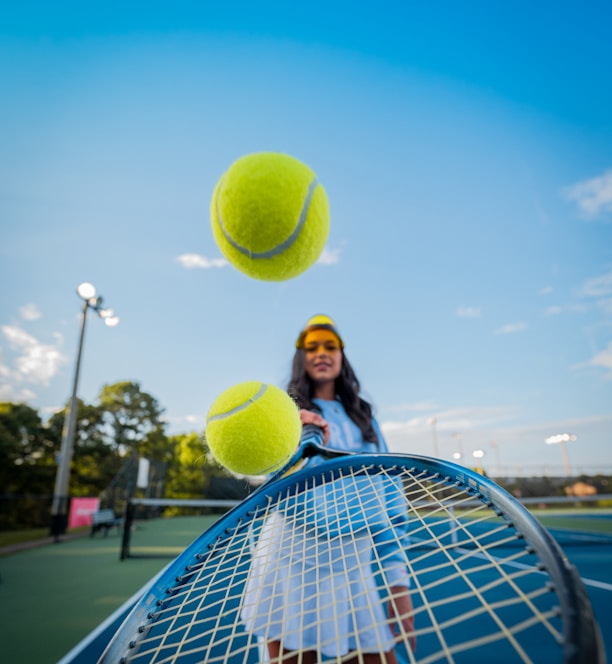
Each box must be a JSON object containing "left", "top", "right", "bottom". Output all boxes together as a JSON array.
[{"left": 68, "top": 497, "right": 100, "bottom": 529}]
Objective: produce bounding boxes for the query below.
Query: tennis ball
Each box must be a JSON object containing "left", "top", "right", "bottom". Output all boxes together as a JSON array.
[
  {"left": 205, "top": 381, "right": 302, "bottom": 475},
  {"left": 210, "top": 152, "right": 330, "bottom": 281}
]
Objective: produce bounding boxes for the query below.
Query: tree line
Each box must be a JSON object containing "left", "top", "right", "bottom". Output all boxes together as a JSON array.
[{"left": 0, "top": 381, "right": 238, "bottom": 530}]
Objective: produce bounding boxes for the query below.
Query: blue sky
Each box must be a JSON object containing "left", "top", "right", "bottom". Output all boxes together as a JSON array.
[{"left": 1, "top": 2, "right": 611, "bottom": 476}]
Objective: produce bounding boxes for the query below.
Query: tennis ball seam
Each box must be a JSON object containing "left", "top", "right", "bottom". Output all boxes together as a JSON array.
[
  {"left": 207, "top": 383, "right": 267, "bottom": 422},
  {"left": 215, "top": 176, "right": 319, "bottom": 259}
]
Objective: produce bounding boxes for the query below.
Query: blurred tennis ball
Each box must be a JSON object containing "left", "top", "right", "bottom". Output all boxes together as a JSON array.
[
  {"left": 210, "top": 152, "right": 330, "bottom": 281},
  {"left": 205, "top": 381, "right": 302, "bottom": 475}
]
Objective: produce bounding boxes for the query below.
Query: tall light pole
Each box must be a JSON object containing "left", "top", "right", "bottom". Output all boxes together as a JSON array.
[
  {"left": 545, "top": 433, "right": 577, "bottom": 477},
  {"left": 452, "top": 432, "right": 463, "bottom": 462},
  {"left": 427, "top": 416, "right": 439, "bottom": 457},
  {"left": 50, "top": 283, "right": 119, "bottom": 539},
  {"left": 490, "top": 440, "right": 501, "bottom": 477}
]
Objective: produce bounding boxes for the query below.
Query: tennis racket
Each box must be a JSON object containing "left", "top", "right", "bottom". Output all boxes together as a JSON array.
[{"left": 99, "top": 425, "right": 604, "bottom": 663}]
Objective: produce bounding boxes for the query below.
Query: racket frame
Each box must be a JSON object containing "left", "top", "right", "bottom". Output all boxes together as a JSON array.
[{"left": 99, "top": 429, "right": 604, "bottom": 663}]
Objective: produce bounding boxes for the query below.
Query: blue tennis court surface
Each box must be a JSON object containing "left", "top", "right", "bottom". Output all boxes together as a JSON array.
[
  {"left": 390, "top": 515, "right": 612, "bottom": 663},
  {"left": 539, "top": 519, "right": 612, "bottom": 661},
  {"left": 61, "top": 512, "right": 611, "bottom": 664}
]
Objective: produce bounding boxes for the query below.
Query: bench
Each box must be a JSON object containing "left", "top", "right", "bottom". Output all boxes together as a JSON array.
[{"left": 90, "top": 509, "right": 123, "bottom": 537}]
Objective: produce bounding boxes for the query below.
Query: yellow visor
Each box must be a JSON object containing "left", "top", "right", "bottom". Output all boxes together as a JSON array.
[{"left": 302, "top": 329, "right": 342, "bottom": 354}]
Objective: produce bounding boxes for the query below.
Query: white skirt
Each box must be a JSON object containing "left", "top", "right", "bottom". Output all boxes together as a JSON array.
[{"left": 241, "top": 511, "right": 395, "bottom": 657}]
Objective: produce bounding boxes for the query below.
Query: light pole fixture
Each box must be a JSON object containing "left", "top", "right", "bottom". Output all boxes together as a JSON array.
[
  {"left": 545, "top": 433, "right": 577, "bottom": 477},
  {"left": 471, "top": 449, "right": 486, "bottom": 475},
  {"left": 50, "top": 282, "right": 119, "bottom": 539}
]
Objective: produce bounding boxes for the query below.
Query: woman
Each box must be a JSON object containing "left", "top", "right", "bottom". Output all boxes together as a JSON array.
[{"left": 242, "top": 315, "right": 415, "bottom": 663}]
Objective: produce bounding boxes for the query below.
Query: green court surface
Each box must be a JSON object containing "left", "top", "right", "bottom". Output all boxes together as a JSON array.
[
  {"left": 0, "top": 516, "right": 220, "bottom": 664},
  {"left": 1, "top": 511, "right": 611, "bottom": 663}
]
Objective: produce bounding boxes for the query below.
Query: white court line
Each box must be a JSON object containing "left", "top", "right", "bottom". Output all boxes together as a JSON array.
[{"left": 580, "top": 577, "right": 612, "bottom": 592}]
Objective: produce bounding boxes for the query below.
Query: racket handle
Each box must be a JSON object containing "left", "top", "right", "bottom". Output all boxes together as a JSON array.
[
  {"left": 299, "top": 424, "right": 348, "bottom": 460},
  {"left": 301, "top": 423, "right": 326, "bottom": 446}
]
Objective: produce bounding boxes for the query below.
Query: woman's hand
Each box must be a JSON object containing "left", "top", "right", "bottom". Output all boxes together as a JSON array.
[
  {"left": 298, "top": 409, "right": 330, "bottom": 445},
  {"left": 387, "top": 585, "right": 416, "bottom": 652}
]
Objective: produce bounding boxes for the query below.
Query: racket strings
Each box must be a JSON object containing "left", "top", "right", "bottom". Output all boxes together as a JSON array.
[
  {"left": 374, "top": 467, "right": 562, "bottom": 662},
  {"left": 328, "top": 467, "right": 398, "bottom": 657},
  {"left": 246, "top": 468, "right": 399, "bottom": 658},
  {"left": 400, "top": 469, "right": 564, "bottom": 658},
  {"left": 122, "top": 462, "right": 570, "bottom": 663}
]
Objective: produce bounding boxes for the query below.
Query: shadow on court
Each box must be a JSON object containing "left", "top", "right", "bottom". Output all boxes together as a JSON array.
[{"left": 0, "top": 515, "right": 610, "bottom": 663}]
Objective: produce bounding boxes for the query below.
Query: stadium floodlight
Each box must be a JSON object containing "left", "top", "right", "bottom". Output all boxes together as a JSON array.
[
  {"left": 545, "top": 433, "right": 577, "bottom": 477},
  {"left": 77, "top": 282, "right": 96, "bottom": 299},
  {"left": 50, "top": 283, "right": 120, "bottom": 539}
]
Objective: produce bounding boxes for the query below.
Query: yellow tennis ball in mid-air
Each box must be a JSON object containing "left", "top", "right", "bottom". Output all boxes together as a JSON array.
[
  {"left": 205, "top": 381, "right": 302, "bottom": 475},
  {"left": 210, "top": 152, "right": 330, "bottom": 281}
]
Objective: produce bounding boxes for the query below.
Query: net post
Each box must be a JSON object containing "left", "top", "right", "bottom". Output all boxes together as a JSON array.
[{"left": 120, "top": 500, "right": 135, "bottom": 561}]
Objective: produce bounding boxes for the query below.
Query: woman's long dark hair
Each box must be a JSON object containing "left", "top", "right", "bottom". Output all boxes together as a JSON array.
[{"left": 287, "top": 349, "right": 379, "bottom": 444}]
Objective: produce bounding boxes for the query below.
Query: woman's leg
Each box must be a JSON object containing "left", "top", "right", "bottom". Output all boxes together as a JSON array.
[{"left": 267, "top": 641, "right": 318, "bottom": 664}]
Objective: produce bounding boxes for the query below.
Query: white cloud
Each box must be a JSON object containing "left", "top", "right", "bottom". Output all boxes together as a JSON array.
[
  {"left": 1, "top": 325, "right": 66, "bottom": 386},
  {"left": 162, "top": 413, "right": 205, "bottom": 433},
  {"left": 0, "top": 347, "right": 39, "bottom": 402},
  {"left": 0, "top": 354, "right": 11, "bottom": 380},
  {"left": 577, "top": 270, "right": 612, "bottom": 298},
  {"left": 576, "top": 271, "right": 612, "bottom": 316},
  {"left": 380, "top": 405, "right": 516, "bottom": 458},
  {"left": 0, "top": 381, "right": 37, "bottom": 402},
  {"left": 0, "top": 381, "right": 13, "bottom": 400},
  {"left": 538, "top": 286, "right": 553, "bottom": 296},
  {"left": 379, "top": 406, "right": 612, "bottom": 474},
  {"left": 317, "top": 246, "right": 341, "bottom": 265},
  {"left": 573, "top": 340, "right": 612, "bottom": 377},
  {"left": 494, "top": 322, "right": 528, "bottom": 335},
  {"left": 543, "top": 306, "right": 562, "bottom": 317},
  {"left": 588, "top": 342, "right": 612, "bottom": 374},
  {"left": 175, "top": 247, "right": 340, "bottom": 270},
  {"left": 597, "top": 299, "right": 612, "bottom": 315},
  {"left": 381, "top": 405, "right": 514, "bottom": 436},
  {"left": 385, "top": 400, "right": 439, "bottom": 414},
  {"left": 456, "top": 307, "right": 481, "bottom": 318},
  {"left": 564, "top": 170, "right": 612, "bottom": 218},
  {"left": 20, "top": 304, "right": 42, "bottom": 321},
  {"left": 176, "top": 253, "right": 228, "bottom": 269}
]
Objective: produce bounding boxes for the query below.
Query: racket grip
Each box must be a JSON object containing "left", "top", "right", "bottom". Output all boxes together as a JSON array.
[{"left": 301, "top": 423, "right": 326, "bottom": 446}]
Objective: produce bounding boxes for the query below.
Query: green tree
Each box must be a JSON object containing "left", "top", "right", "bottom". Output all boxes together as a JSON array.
[
  {"left": 165, "top": 432, "right": 211, "bottom": 499},
  {"left": 0, "top": 402, "right": 57, "bottom": 528},
  {"left": 164, "top": 431, "right": 248, "bottom": 514},
  {"left": 0, "top": 402, "right": 55, "bottom": 471},
  {"left": 93, "top": 382, "right": 173, "bottom": 511},
  {"left": 97, "top": 381, "right": 169, "bottom": 461},
  {"left": 47, "top": 399, "right": 120, "bottom": 497}
]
